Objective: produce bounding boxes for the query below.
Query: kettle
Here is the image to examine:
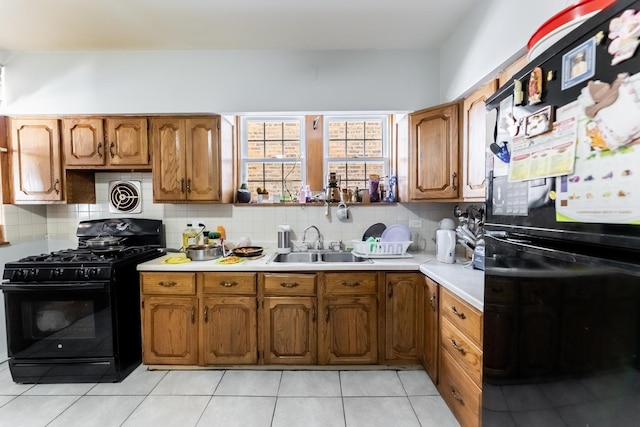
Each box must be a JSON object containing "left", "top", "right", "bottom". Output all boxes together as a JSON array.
[{"left": 436, "top": 218, "right": 456, "bottom": 264}]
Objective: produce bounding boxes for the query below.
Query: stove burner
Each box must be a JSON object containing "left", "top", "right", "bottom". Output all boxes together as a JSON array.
[{"left": 18, "top": 246, "right": 159, "bottom": 264}]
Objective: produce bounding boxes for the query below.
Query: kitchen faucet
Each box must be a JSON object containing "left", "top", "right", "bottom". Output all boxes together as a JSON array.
[{"left": 302, "top": 225, "right": 323, "bottom": 250}]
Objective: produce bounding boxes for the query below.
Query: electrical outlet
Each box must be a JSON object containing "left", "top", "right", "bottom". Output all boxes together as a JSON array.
[{"left": 409, "top": 219, "right": 422, "bottom": 228}]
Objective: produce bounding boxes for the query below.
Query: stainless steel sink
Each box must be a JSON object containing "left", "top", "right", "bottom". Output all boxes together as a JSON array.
[
  {"left": 320, "top": 252, "right": 369, "bottom": 263},
  {"left": 268, "top": 251, "right": 371, "bottom": 264}
]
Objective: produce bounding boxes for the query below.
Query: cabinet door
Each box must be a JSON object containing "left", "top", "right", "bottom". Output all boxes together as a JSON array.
[
  {"left": 10, "top": 118, "right": 64, "bottom": 202},
  {"left": 142, "top": 296, "right": 198, "bottom": 365},
  {"left": 320, "top": 296, "right": 377, "bottom": 364},
  {"left": 106, "top": 117, "right": 149, "bottom": 167},
  {"left": 408, "top": 102, "right": 460, "bottom": 200},
  {"left": 185, "top": 117, "right": 220, "bottom": 201},
  {"left": 462, "top": 80, "right": 497, "bottom": 201},
  {"left": 151, "top": 117, "right": 187, "bottom": 201},
  {"left": 203, "top": 296, "right": 257, "bottom": 365},
  {"left": 263, "top": 296, "right": 317, "bottom": 365},
  {"left": 62, "top": 117, "right": 105, "bottom": 166},
  {"left": 422, "top": 277, "right": 439, "bottom": 383},
  {"left": 385, "top": 273, "right": 420, "bottom": 362}
]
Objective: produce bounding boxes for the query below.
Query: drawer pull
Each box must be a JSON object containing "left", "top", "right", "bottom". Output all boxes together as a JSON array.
[
  {"left": 451, "top": 306, "right": 466, "bottom": 319},
  {"left": 159, "top": 281, "right": 177, "bottom": 287},
  {"left": 341, "top": 281, "right": 361, "bottom": 287},
  {"left": 221, "top": 281, "right": 238, "bottom": 287},
  {"left": 204, "top": 305, "right": 209, "bottom": 323},
  {"left": 450, "top": 387, "right": 465, "bottom": 404},
  {"left": 451, "top": 339, "right": 467, "bottom": 355},
  {"left": 280, "top": 282, "right": 300, "bottom": 288}
]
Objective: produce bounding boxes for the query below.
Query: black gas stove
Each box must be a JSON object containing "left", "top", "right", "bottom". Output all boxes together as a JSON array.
[{"left": 1, "top": 218, "right": 165, "bottom": 383}]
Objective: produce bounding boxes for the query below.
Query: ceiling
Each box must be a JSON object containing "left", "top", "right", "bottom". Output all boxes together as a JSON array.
[{"left": 0, "top": 0, "right": 477, "bottom": 51}]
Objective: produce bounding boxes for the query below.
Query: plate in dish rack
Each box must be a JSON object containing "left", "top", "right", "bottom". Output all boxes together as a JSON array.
[{"left": 380, "top": 224, "right": 411, "bottom": 242}]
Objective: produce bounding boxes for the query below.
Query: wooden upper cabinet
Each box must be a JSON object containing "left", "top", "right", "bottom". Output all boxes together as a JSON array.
[
  {"left": 9, "top": 118, "right": 64, "bottom": 202},
  {"left": 408, "top": 102, "right": 460, "bottom": 200},
  {"left": 151, "top": 116, "right": 221, "bottom": 202},
  {"left": 462, "top": 80, "right": 498, "bottom": 201},
  {"left": 62, "top": 117, "right": 149, "bottom": 169}
]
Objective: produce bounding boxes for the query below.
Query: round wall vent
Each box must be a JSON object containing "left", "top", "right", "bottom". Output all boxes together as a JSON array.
[{"left": 109, "top": 180, "right": 142, "bottom": 214}]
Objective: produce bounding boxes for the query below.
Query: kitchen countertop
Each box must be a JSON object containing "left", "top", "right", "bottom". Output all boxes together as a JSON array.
[{"left": 138, "top": 251, "right": 484, "bottom": 311}]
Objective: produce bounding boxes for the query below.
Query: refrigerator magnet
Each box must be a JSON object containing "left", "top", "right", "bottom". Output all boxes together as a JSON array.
[
  {"left": 561, "top": 37, "right": 596, "bottom": 90},
  {"left": 528, "top": 67, "right": 543, "bottom": 105},
  {"left": 525, "top": 105, "right": 553, "bottom": 137},
  {"left": 607, "top": 9, "right": 640, "bottom": 66}
]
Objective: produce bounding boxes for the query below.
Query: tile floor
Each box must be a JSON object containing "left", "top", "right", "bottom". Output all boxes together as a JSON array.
[{"left": 0, "top": 363, "right": 460, "bottom": 427}]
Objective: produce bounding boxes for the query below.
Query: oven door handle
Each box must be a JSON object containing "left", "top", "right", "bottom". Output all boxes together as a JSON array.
[{"left": 0, "top": 282, "right": 108, "bottom": 292}]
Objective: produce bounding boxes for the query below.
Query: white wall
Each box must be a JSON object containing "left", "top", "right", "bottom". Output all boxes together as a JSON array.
[
  {"left": 0, "top": 49, "right": 440, "bottom": 114},
  {"left": 439, "top": 0, "right": 572, "bottom": 101}
]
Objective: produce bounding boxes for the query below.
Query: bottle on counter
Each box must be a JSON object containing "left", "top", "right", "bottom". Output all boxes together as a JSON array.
[
  {"left": 216, "top": 226, "right": 226, "bottom": 246},
  {"left": 208, "top": 231, "right": 221, "bottom": 247},
  {"left": 182, "top": 223, "right": 198, "bottom": 249}
]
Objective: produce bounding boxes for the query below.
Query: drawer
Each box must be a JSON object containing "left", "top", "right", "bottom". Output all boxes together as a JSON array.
[
  {"left": 203, "top": 272, "right": 256, "bottom": 295},
  {"left": 441, "top": 288, "right": 482, "bottom": 346},
  {"left": 141, "top": 272, "right": 195, "bottom": 295},
  {"left": 324, "top": 272, "right": 377, "bottom": 294},
  {"left": 264, "top": 273, "right": 316, "bottom": 295},
  {"left": 441, "top": 317, "right": 482, "bottom": 387},
  {"left": 439, "top": 349, "right": 481, "bottom": 427}
]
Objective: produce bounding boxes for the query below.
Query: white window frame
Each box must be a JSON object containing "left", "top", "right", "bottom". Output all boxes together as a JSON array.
[
  {"left": 240, "top": 115, "right": 307, "bottom": 194},
  {"left": 323, "top": 115, "right": 389, "bottom": 187}
]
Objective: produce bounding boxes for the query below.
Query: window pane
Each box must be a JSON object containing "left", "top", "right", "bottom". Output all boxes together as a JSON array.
[{"left": 328, "top": 140, "right": 346, "bottom": 158}]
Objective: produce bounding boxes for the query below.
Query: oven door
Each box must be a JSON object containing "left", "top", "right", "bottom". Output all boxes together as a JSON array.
[{"left": 1, "top": 282, "right": 113, "bottom": 360}]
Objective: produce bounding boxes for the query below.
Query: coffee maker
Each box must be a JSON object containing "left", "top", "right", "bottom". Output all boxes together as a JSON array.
[{"left": 326, "top": 172, "right": 341, "bottom": 202}]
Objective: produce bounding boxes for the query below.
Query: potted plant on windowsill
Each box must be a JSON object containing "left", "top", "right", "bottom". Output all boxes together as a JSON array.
[{"left": 256, "top": 187, "right": 269, "bottom": 203}]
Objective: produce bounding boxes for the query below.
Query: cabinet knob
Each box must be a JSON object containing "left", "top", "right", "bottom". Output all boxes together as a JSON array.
[
  {"left": 451, "top": 172, "right": 458, "bottom": 191},
  {"left": 181, "top": 179, "right": 186, "bottom": 193},
  {"left": 191, "top": 307, "right": 196, "bottom": 324},
  {"left": 53, "top": 179, "right": 60, "bottom": 195},
  {"left": 450, "top": 387, "right": 465, "bottom": 404},
  {"left": 325, "top": 306, "right": 330, "bottom": 322},
  {"left": 221, "top": 281, "right": 237, "bottom": 287},
  {"left": 451, "top": 306, "right": 467, "bottom": 319},
  {"left": 280, "top": 282, "right": 299, "bottom": 288},
  {"left": 159, "top": 281, "right": 177, "bottom": 287},
  {"left": 204, "top": 305, "right": 209, "bottom": 323},
  {"left": 451, "top": 338, "right": 467, "bottom": 355},
  {"left": 186, "top": 178, "right": 192, "bottom": 193},
  {"left": 97, "top": 142, "right": 104, "bottom": 158},
  {"left": 341, "top": 281, "right": 361, "bottom": 287},
  {"left": 109, "top": 142, "right": 115, "bottom": 158}
]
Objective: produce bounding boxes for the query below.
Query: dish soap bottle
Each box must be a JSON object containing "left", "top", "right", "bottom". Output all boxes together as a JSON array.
[{"left": 182, "top": 223, "right": 198, "bottom": 249}]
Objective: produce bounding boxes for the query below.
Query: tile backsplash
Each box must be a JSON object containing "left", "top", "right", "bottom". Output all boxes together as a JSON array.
[{"left": 5, "top": 172, "right": 473, "bottom": 252}]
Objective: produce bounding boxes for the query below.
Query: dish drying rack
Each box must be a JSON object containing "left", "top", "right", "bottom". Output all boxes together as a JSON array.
[{"left": 351, "top": 240, "right": 412, "bottom": 258}]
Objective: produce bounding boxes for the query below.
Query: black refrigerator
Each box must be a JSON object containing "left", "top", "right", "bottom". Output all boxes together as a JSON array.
[{"left": 483, "top": 1, "right": 640, "bottom": 425}]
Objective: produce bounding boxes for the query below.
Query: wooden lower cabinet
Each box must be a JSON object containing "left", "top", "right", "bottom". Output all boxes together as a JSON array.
[
  {"left": 321, "top": 295, "right": 378, "bottom": 364},
  {"left": 203, "top": 296, "right": 257, "bottom": 364},
  {"left": 421, "top": 277, "right": 439, "bottom": 382},
  {"left": 438, "top": 287, "right": 483, "bottom": 427},
  {"left": 262, "top": 296, "right": 317, "bottom": 364},
  {"left": 320, "top": 272, "right": 378, "bottom": 364},
  {"left": 261, "top": 273, "right": 317, "bottom": 365},
  {"left": 202, "top": 272, "right": 258, "bottom": 365},
  {"left": 385, "top": 273, "right": 421, "bottom": 362},
  {"left": 439, "top": 349, "right": 482, "bottom": 427},
  {"left": 142, "top": 296, "right": 199, "bottom": 365}
]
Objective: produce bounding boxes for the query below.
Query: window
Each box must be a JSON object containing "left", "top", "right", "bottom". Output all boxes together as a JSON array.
[
  {"left": 240, "top": 116, "right": 305, "bottom": 199},
  {"left": 324, "top": 116, "right": 388, "bottom": 192},
  {"left": 239, "top": 114, "right": 390, "bottom": 203}
]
